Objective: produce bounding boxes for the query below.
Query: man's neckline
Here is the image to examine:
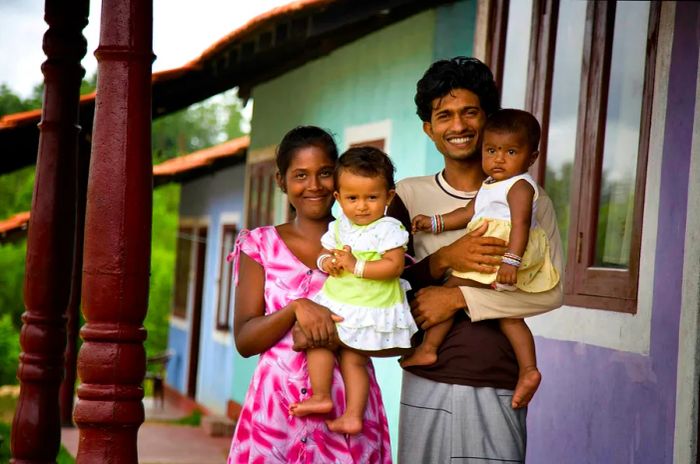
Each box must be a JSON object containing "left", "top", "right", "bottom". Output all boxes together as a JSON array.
[{"left": 434, "top": 170, "right": 478, "bottom": 200}]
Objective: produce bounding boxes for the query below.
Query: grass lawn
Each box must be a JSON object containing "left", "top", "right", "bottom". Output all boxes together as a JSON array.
[{"left": 0, "top": 387, "right": 75, "bottom": 464}]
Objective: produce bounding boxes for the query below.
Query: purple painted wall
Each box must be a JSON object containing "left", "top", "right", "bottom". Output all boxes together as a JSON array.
[{"left": 527, "top": 4, "right": 699, "bottom": 463}]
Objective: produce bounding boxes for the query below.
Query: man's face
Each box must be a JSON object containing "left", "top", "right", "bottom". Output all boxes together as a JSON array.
[{"left": 422, "top": 88, "right": 487, "bottom": 161}]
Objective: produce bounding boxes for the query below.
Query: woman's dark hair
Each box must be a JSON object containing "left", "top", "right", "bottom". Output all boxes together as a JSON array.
[
  {"left": 415, "top": 56, "right": 501, "bottom": 122},
  {"left": 484, "top": 109, "right": 541, "bottom": 152},
  {"left": 335, "top": 146, "right": 396, "bottom": 190},
  {"left": 276, "top": 126, "right": 338, "bottom": 176}
]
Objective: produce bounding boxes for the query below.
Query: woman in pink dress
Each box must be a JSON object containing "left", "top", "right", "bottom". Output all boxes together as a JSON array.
[{"left": 227, "top": 126, "right": 392, "bottom": 464}]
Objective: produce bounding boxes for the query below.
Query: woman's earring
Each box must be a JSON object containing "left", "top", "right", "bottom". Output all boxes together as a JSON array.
[{"left": 384, "top": 205, "right": 388, "bottom": 215}]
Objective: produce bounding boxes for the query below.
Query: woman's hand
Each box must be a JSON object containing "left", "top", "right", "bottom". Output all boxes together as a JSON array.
[{"left": 294, "top": 298, "right": 343, "bottom": 347}]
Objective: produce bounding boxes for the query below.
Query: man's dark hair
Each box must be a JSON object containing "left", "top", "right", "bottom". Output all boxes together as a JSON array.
[
  {"left": 415, "top": 56, "right": 500, "bottom": 122},
  {"left": 335, "top": 146, "right": 396, "bottom": 190},
  {"left": 484, "top": 109, "right": 541, "bottom": 152},
  {"left": 276, "top": 125, "right": 338, "bottom": 176}
]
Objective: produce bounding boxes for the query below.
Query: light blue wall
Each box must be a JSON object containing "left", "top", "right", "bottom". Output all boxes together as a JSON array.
[
  {"left": 245, "top": 1, "right": 476, "bottom": 452},
  {"left": 166, "top": 162, "right": 247, "bottom": 413}
]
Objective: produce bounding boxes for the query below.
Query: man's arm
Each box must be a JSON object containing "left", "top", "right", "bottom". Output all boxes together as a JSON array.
[{"left": 387, "top": 193, "right": 509, "bottom": 329}]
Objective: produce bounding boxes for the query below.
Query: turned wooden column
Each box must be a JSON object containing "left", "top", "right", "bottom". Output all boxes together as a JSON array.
[
  {"left": 73, "top": 0, "right": 153, "bottom": 462},
  {"left": 10, "top": 1, "right": 89, "bottom": 463},
  {"left": 59, "top": 132, "right": 91, "bottom": 427}
]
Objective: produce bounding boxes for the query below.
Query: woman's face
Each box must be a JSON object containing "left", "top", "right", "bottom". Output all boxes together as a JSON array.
[{"left": 280, "top": 145, "right": 336, "bottom": 220}]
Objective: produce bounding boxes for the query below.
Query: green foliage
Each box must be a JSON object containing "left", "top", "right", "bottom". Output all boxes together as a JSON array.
[
  {"left": 170, "top": 409, "right": 202, "bottom": 426},
  {"left": 0, "top": 315, "right": 20, "bottom": 386},
  {"left": 152, "top": 88, "right": 246, "bottom": 162},
  {"left": 145, "top": 184, "right": 180, "bottom": 358},
  {"left": 0, "top": 420, "right": 10, "bottom": 462}
]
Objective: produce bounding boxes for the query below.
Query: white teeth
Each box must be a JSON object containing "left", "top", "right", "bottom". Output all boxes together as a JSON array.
[{"left": 449, "top": 137, "right": 471, "bottom": 144}]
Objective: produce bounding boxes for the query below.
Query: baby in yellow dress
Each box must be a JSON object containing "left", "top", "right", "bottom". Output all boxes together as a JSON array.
[{"left": 403, "top": 109, "right": 560, "bottom": 409}]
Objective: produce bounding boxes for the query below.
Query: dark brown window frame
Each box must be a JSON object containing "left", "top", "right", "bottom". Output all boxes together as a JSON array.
[
  {"left": 215, "top": 224, "right": 238, "bottom": 331},
  {"left": 496, "top": 0, "right": 660, "bottom": 313},
  {"left": 564, "top": 1, "right": 659, "bottom": 313},
  {"left": 246, "top": 159, "right": 277, "bottom": 229}
]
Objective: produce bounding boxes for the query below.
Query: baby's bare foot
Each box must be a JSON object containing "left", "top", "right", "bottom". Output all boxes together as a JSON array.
[
  {"left": 326, "top": 414, "right": 363, "bottom": 435},
  {"left": 289, "top": 396, "right": 333, "bottom": 417},
  {"left": 511, "top": 366, "right": 541, "bottom": 409},
  {"left": 399, "top": 345, "right": 438, "bottom": 368}
]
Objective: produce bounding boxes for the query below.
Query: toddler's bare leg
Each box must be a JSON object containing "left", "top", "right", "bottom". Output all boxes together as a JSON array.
[
  {"left": 326, "top": 349, "right": 368, "bottom": 435},
  {"left": 500, "top": 318, "right": 541, "bottom": 409},
  {"left": 290, "top": 347, "right": 334, "bottom": 416},
  {"left": 399, "top": 318, "right": 453, "bottom": 368}
]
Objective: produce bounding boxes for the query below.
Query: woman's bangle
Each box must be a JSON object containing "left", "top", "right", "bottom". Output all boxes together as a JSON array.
[
  {"left": 316, "top": 253, "right": 332, "bottom": 272},
  {"left": 353, "top": 259, "right": 366, "bottom": 278}
]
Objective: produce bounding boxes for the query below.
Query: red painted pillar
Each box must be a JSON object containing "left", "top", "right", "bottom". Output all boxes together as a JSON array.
[
  {"left": 73, "top": 0, "right": 153, "bottom": 462},
  {"left": 59, "top": 133, "right": 91, "bottom": 427},
  {"left": 10, "top": 1, "right": 89, "bottom": 462}
]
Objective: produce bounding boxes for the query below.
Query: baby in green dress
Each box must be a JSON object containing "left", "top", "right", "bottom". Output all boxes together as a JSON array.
[{"left": 290, "top": 147, "right": 417, "bottom": 434}]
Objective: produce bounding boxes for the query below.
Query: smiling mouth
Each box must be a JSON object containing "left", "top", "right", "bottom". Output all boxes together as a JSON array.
[{"left": 446, "top": 135, "right": 474, "bottom": 145}]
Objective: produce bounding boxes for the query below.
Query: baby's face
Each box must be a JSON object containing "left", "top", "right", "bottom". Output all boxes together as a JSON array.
[
  {"left": 481, "top": 130, "right": 538, "bottom": 181},
  {"left": 334, "top": 170, "right": 394, "bottom": 226}
]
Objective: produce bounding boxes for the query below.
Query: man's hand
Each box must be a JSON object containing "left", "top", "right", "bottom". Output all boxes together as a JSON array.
[
  {"left": 433, "top": 221, "right": 507, "bottom": 276},
  {"left": 410, "top": 286, "right": 466, "bottom": 330}
]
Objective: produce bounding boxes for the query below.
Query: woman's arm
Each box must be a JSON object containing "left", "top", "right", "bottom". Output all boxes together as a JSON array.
[{"left": 233, "top": 253, "right": 342, "bottom": 357}]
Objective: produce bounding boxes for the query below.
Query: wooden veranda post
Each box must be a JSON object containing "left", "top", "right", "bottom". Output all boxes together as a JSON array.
[
  {"left": 10, "top": 0, "right": 89, "bottom": 462},
  {"left": 73, "top": 0, "right": 154, "bottom": 461}
]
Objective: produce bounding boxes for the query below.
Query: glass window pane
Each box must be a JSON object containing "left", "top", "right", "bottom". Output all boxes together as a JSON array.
[
  {"left": 543, "top": 0, "right": 587, "bottom": 261},
  {"left": 595, "top": 1, "right": 650, "bottom": 268},
  {"left": 500, "top": 0, "right": 533, "bottom": 109}
]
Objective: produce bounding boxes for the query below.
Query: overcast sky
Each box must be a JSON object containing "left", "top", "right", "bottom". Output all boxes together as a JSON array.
[{"left": 0, "top": 0, "right": 291, "bottom": 98}]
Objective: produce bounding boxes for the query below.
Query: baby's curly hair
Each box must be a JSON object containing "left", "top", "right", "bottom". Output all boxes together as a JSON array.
[
  {"left": 335, "top": 146, "right": 396, "bottom": 190},
  {"left": 415, "top": 56, "right": 500, "bottom": 122}
]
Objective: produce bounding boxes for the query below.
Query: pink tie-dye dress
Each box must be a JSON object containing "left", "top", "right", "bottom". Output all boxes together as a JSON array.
[{"left": 227, "top": 226, "right": 393, "bottom": 464}]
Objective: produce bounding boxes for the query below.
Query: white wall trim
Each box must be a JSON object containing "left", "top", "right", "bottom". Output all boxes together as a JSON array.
[
  {"left": 213, "top": 329, "right": 234, "bottom": 346},
  {"left": 674, "top": 3, "right": 699, "bottom": 461},
  {"left": 343, "top": 119, "right": 393, "bottom": 154},
  {"left": 169, "top": 315, "right": 188, "bottom": 330},
  {"left": 529, "top": 3, "right": 674, "bottom": 355}
]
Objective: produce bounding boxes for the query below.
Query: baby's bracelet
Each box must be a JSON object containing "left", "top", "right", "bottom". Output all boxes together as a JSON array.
[
  {"left": 502, "top": 252, "right": 522, "bottom": 268},
  {"left": 354, "top": 259, "right": 366, "bottom": 278},
  {"left": 316, "top": 253, "right": 332, "bottom": 272},
  {"left": 431, "top": 214, "right": 445, "bottom": 234}
]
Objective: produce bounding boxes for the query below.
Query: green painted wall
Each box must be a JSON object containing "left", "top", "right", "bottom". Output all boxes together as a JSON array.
[{"left": 234, "top": 0, "right": 476, "bottom": 454}]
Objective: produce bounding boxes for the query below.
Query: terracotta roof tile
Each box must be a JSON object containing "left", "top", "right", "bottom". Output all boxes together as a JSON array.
[
  {"left": 153, "top": 135, "right": 249, "bottom": 178},
  {"left": 0, "top": 211, "right": 30, "bottom": 238},
  {"left": 1, "top": 136, "right": 249, "bottom": 240}
]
